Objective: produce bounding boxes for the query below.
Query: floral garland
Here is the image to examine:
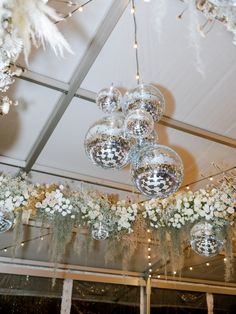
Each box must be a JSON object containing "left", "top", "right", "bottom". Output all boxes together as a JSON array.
[
  {"left": 0, "top": 172, "right": 235, "bottom": 234},
  {"left": 0, "top": 171, "right": 235, "bottom": 277}
]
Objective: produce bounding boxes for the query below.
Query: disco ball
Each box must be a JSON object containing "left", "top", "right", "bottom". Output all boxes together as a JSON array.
[
  {"left": 84, "top": 114, "right": 131, "bottom": 169},
  {"left": 123, "top": 84, "right": 165, "bottom": 122},
  {"left": 125, "top": 109, "right": 154, "bottom": 139},
  {"left": 190, "top": 221, "right": 224, "bottom": 257},
  {"left": 96, "top": 86, "right": 122, "bottom": 114},
  {"left": 92, "top": 222, "right": 109, "bottom": 240},
  {"left": 131, "top": 144, "right": 184, "bottom": 198},
  {"left": 0, "top": 210, "right": 14, "bottom": 233},
  {"left": 210, "top": 0, "right": 236, "bottom": 6}
]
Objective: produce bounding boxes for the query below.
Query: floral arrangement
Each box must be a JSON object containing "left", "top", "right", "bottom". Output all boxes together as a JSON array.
[
  {"left": 190, "top": 0, "right": 236, "bottom": 44},
  {"left": 0, "top": 0, "right": 72, "bottom": 110},
  {"left": 144, "top": 185, "right": 235, "bottom": 230},
  {"left": 0, "top": 171, "right": 235, "bottom": 279}
]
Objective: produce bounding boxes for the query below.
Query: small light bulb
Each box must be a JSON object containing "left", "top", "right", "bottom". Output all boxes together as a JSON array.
[
  {"left": 189, "top": 267, "right": 193, "bottom": 271},
  {"left": 148, "top": 239, "right": 151, "bottom": 243},
  {"left": 209, "top": 177, "right": 213, "bottom": 181},
  {"left": 147, "top": 229, "right": 150, "bottom": 233},
  {"left": 134, "top": 42, "right": 138, "bottom": 49},
  {"left": 148, "top": 262, "right": 152, "bottom": 266},
  {"left": 157, "top": 275, "right": 160, "bottom": 278},
  {"left": 206, "top": 262, "right": 210, "bottom": 266},
  {"left": 148, "top": 255, "right": 151, "bottom": 259},
  {"left": 186, "top": 186, "right": 190, "bottom": 190},
  {"left": 3, "top": 248, "right": 7, "bottom": 252},
  {"left": 78, "top": 6, "right": 83, "bottom": 12},
  {"left": 173, "top": 271, "right": 177, "bottom": 275},
  {"left": 149, "top": 274, "right": 152, "bottom": 278},
  {"left": 40, "top": 237, "right": 44, "bottom": 241},
  {"left": 136, "top": 74, "right": 140, "bottom": 80},
  {"left": 224, "top": 258, "right": 227, "bottom": 262},
  {"left": 68, "top": 12, "right": 72, "bottom": 17},
  {"left": 131, "top": 7, "right": 135, "bottom": 14},
  {"left": 21, "top": 243, "right": 25, "bottom": 247},
  {"left": 148, "top": 247, "right": 151, "bottom": 251},
  {"left": 149, "top": 269, "right": 152, "bottom": 272}
]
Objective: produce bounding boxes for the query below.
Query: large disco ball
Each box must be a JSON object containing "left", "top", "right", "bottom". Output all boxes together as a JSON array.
[
  {"left": 131, "top": 144, "right": 184, "bottom": 198},
  {"left": 190, "top": 221, "right": 224, "bottom": 257},
  {"left": 125, "top": 109, "right": 154, "bottom": 139},
  {"left": 84, "top": 114, "right": 131, "bottom": 169},
  {"left": 0, "top": 210, "right": 14, "bottom": 233},
  {"left": 96, "top": 86, "right": 122, "bottom": 114},
  {"left": 210, "top": 0, "right": 236, "bottom": 6},
  {"left": 92, "top": 222, "right": 109, "bottom": 240},
  {"left": 123, "top": 84, "right": 165, "bottom": 122}
]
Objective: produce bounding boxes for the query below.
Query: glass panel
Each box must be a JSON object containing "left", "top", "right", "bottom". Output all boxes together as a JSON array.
[
  {"left": 0, "top": 273, "right": 63, "bottom": 314},
  {"left": 151, "top": 288, "right": 207, "bottom": 313},
  {"left": 72, "top": 281, "right": 140, "bottom": 313}
]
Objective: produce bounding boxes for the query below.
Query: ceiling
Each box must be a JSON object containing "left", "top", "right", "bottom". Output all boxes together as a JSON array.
[
  {"left": 0, "top": 0, "right": 235, "bottom": 191},
  {"left": 0, "top": 0, "right": 236, "bottom": 289}
]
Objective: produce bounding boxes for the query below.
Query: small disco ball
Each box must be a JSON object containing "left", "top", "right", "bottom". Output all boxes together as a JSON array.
[
  {"left": 0, "top": 210, "right": 14, "bottom": 233},
  {"left": 125, "top": 109, "right": 154, "bottom": 139},
  {"left": 84, "top": 114, "right": 131, "bottom": 169},
  {"left": 92, "top": 223, "right": 109, "bottom": 240},
  {"left": 123, "top": 84, "right": 165, "bottom": 122},
  {"left": 210, "top": 0, "right": 236, "bottom": 6},
  {"left": 190, "top": 221, "right": 224, "bottom": 257},
  {"left": 131, "top": 144, "right": 184, "bottom": 198},
  {"left": 96, "top": 86, "right": 122, "bottom": 114}
]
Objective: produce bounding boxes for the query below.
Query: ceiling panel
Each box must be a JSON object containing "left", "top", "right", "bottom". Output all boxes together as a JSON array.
[
  {"left": 17, "top": 0, "right": 114, "bottom": 83},
  {"left": 0, "top": 80, "right": 62, "bottom": 161},
  {"left": 81, "top": 0, "right": 236, "bottom": 137}
]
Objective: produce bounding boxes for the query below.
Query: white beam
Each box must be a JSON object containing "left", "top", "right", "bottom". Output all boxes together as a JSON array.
[
  {"left": 24, "top": 0, "right": 130, "bottom": 172},
  {"left": 18, "top": 70, "right": 236, "bottom": 150}
]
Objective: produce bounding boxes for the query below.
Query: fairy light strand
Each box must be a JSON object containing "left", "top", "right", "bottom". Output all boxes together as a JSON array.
[
  {"left": 147, "top": 228, "right": 152, "bottom": 278},
  {"left": 0, "top": 232, "right": 51, "bottom": 253},
  {"left": 54, "top": 0, "right": 94, "bottom": 24},
  {"left": 131, "top": 0, "right": 141, "bottom": 84}
]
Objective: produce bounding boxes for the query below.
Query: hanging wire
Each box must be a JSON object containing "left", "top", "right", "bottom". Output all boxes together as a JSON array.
[{"left": 131, "top": 0, "right": 141, "bottom": 84}]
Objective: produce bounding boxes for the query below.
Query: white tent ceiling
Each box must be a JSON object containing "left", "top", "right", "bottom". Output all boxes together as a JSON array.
[
  {"left": 1, "top": 0, "right": 235, "bottom": 191},
  {"left": 0, "top": 0, "right": 236, "bottom": 288}
]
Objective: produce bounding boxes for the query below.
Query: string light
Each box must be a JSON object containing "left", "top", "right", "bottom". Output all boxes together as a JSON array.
[
  {"left": 181, "top": 166, "right": 235, "bottom": 192},
  {"left": 55, "top": 0, "right": 93, "bottom": 24},
  {"left": 173, "top": 271, "right": 177, "bottom": 275},
  {"left": 224, "top": 258, "right": 227, "bottom": 262},
  {"left": 189, "top": 266, "right": 193, "bottom": 270},
  {"left": 206, "top": 262, "right": 210, "bottom": 266},
  {"left": 0, "top": 233, "right": 50, "bottom": 253},
  {"left": 131, "top": 0, "right": 141, "bottom": 84}
]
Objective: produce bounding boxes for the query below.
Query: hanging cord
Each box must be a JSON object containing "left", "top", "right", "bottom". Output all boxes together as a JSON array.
[{"left": 131, "top": 0, "right": 141, "bottom": 84}]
